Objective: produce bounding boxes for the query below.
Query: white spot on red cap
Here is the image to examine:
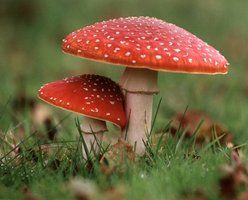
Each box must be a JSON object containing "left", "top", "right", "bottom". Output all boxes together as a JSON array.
[{"left": 155, "top": 55, "right": 162, "bottom": 60}]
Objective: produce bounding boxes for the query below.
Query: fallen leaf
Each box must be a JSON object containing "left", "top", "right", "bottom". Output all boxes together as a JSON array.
[
  {"left": 219, "top": 151, "right": 248, "bottom": 199},
  {"left": 105, "top": 185, "right": 127, "bottom": 200},
  {"left": 169, "top": 111, "right": 233, "bottom": 146},
  {"left": 238, "top": 189, "right": 248, "bottom": 200},
  {"left": 100, "top": 139, "right": 135, "bottom": 176},
  {"left": 181, "top": 188, "right": 208, "bottom": 200},
  {"left": 21, "top": 186, "right": 39, "bottom": 200}
]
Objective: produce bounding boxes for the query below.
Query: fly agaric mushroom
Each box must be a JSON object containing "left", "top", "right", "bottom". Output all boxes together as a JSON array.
[
  {"left": 38, "top": 74, "right": 126, "bottom": 158},
  {"left": 62, "top": 16, "right": 229, "bottom": 155}
]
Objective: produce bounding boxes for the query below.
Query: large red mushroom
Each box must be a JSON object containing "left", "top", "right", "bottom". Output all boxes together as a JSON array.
[
  {"left": 62, "top": 16, "right": 229, "bottom": 155},
  {"left": 38, "top": 74, "right": 126, "bottom": 158}
]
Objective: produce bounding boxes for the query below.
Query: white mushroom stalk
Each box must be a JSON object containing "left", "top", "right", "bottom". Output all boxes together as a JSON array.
[
  {"left": 119, "top": 68, "right": 158, "bottom": 155},
  {"left": 80, "top": 117, "right": 107, "bottom": 158}
]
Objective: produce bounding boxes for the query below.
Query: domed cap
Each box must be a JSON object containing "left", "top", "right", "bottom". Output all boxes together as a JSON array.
[
  {"left": 62, "top": 16, "right": 229, "bottom": 74},
  {"left": 38, "top": 74, "right": 126, "bottom": 128}
]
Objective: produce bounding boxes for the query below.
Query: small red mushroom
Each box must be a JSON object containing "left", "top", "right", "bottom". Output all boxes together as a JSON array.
[
  {"left": 62, "top": 16, "right": 229, "bottom": 155},
  {"left": 38, "top": 74, "right": 126, "bottom": 158}
]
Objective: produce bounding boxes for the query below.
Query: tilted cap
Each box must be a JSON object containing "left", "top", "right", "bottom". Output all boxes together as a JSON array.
[
  {"left": 38, "top": 74, "right": 126, "bottom": 128},
  {"left": 62, "top": 16, "right": 229, "bottom": 74}
]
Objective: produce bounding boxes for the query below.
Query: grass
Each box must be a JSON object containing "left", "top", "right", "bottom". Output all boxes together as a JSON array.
[
  {"left": 0, "top": 115, "right": 236, "bottom": 199},
  {"left": 1, "top": 0, "right": 248, "bottom": 199}
]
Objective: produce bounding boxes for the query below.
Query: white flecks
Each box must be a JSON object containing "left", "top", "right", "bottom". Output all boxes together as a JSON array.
[
  {"left": 66, "top": 102, "right": 70, "bottom": 105},
  {"left": 66, "top": 45, "right": 70, "bottom": 49},
  {"left": 107, "top": 44, "right": 112, "bottom": 47},
  {"left": 86, "top": 40, "right": 90, "bottom": 44},
  {"left": 163, "top": 47, "right": 168, "bottom": 51},
  {"left": 97, "top": 95, "right": 100, "bottom": 98},
  {"left": 125, "top": 52, "right": 131, "bottom": 56},
  {"left": 166, "top": 52, "right": 171, "bottom": 56},
  {"left": 95, "top": 39, "right": 100, "bottom": 43},
  {"left": 120, "top": 41, "right": 125, "bottom": 44},
  {"left": 117, "top": 118, "right": 121, "bottom": 121},
  {"left": 154, "top": 47, "right": 159, "bottom": 51},
  {"left": 155, "top": 55, "right": 162, "bottom": 60},
  {"left": 104, "top": 54, "right": 109, "bottom": 58},
  {"left": 77, "top": 50, "right": 82, "bottom": 53},
  {"left": 203, "top": 58, "right": 208, "bottom": 63},
  {"left": 40, "top": 92, "right": 43, "bottom": 95},
  {"left": 86, "top": 102, "right": 91, "bottom": 105},
  {"left": 146, "top": 45, "right": 151, "bottom": 50},
  {"left": 188, "top": 58, "right": 193, "bottom": 63},
  {"left": 94, "top": 46, "right": 99, "bottom": 50},
  {"left": 169, "top": 42, "right": 173, "bottom": 46},
  {"left": 173, "top": 57, "right": 179, "bottom": 62},
  {"left": 84, "top": 97, "right": 89, "bottom": 100},
  {"left": 83, "top": 88, "right": 89, "bottom": 91},
  {"left": 93, "top": 89, "right": 97, "bottom": 91},
  {"left": 116, "top": 31, "right": 120, "bottom": 34},
  {"left": 174, "top": 49, "right": 181, "bottom": 53},
  {"left": 77, "top": 39, "right": 82, "bottom": 42},
  {"left": 132, "top": 60, "right": 136, "bottom": 64},
  {"left": 82, "top": 107, "right": 85, "bottom": 110},
  {"left": 159, "top": 42, "right": 164, "bottom": 46},
  {"left": 59, "top": 100, "right": 62, "bottom": 103},
  {"left": 91, "top": 108, "right": 99, "bottom": 113},
  {"left": 110, "top": 101, "right": 115, "bottom": 104},
  {"left": 106, "top": 113, "right": 111, "bottom": 116},
  {"left": 140, "top": 54, "right": 146, "bottom": 59},
  {"left": 113, "top": 47, "right": 120, "bottom": 53},
  {"left": 215, "top": 61, "right": 219, "bottom": 66}
]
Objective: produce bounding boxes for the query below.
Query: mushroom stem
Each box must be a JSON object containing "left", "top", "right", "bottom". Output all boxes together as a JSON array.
[
  {"left": 122, "top": 92, "right": 153, "bottom": 155},
  {"left": 120, "top": 68, "right": 158, "bottom": 155},
  {"left": 80, "top": 117, "right": 107, "bottom": 158}
]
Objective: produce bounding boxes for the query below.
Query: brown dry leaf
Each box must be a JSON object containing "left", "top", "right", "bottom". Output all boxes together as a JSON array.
[
  {"left": 182, "top": 188, "right": 208, "bottom": 200},
  {"left": 21, "top": 186, "right": 39, "bottom": 200},
  {"left": 219, "top": 151, "right": 248, "bottom": 199},
  {"left": 12, "top": 91, "right": 58, "bottom": 141},
  {"left": 105, "top": 185, "right": 127, "bottom": 200},
  {"left": 169, "top": 111, "right": 233, "bottom": 146},
  {"left": 100, "top": 139, "right": 135, "bottom": 176},
  {"left": 238, "top": 189, "right": 248, "bottom": 200}
]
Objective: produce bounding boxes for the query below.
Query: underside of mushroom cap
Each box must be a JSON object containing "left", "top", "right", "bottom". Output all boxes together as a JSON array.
[{"left": 62, "top": 16, "right": 229, "bottom": 75}]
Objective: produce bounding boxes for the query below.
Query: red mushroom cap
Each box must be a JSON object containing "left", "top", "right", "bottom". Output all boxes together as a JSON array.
[
  {"left": 38, "top": 74, "right": 126, "bottom": 128},
  {"left": 62, "top": 16, "right": 228, "bottom": 74}
]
